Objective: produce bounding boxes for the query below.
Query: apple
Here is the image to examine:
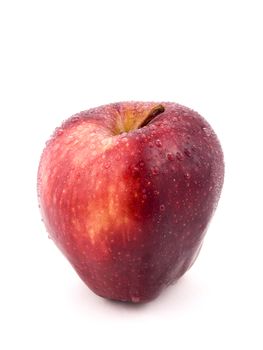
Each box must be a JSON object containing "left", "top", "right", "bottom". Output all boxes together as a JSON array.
[{"left": 37, "top": 102, "right": 224, "bottom": 303}]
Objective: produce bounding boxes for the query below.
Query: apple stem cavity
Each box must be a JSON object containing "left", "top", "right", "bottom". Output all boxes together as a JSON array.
[
  {"left": 138, "top": 105, "right": 165, "bottom": 129},
  {"left": 113, "top": 104, "right": 165, "bottom": 135}
]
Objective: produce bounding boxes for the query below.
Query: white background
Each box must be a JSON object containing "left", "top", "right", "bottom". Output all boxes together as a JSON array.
[{"left": 1, "top": 0, "right": 262, "bottom": 349}]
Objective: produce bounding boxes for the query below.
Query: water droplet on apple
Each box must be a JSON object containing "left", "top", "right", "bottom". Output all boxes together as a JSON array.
[
  {"left": 55, "top": 127, "right": 64, "bottom": 136},
  {"left": 71, "top": 116, "right": 81, "bottom": 124},
  {"left": 184, "top": 149, "right": 191, "bottom": 157},
  {"left": 166, "top": 153, "right": 174, "bottom": 161},
  {"left": 176, "top": 152, "right": 183, "bottom": 160},
  {"left": 202, "top": 127, "right": 212, "bottom": 137},
  {"left": 149, "top": 142, "right": 154, "bottom": 148},
  {"left": 184, "top": 172, "right": 191, "bottom": 179},
  {"left": 155, "top": 139, "right": 162, "bottom": 147},
  {"left": 104, "top": 162, "right": 111, "bottom": 169},
  {"left": 160, "top": 204, "right": 165, "bottom": 211},
  {"left": 141, "top": 134, "right": 147, "bottom": 143},
  {"left": 139, "top": 161, "right": 144, "bottom": 167},
  {"left": 161, "top": 123, "right": 169, "bottom": 131},
  {"left": 131, "top": 296, "right": 140, "bottom": 303},
  {"left": 45, "top": 139, "right": 51, "bottom": 147},
  {"left": 151, "top": 166, "right": 160, "bottom": 175},
  {"left": 154, "top": 190, "right": 159, "bottom": 196}
]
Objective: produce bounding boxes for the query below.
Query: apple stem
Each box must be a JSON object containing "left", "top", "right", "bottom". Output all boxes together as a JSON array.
[{"left": 138, "top": 105, "right": 165, "bottom": 129}]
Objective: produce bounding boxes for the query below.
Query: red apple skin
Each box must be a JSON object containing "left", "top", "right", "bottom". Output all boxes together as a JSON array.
[{"left": 37, "top": 102, "right": 224, "bottom": 303}]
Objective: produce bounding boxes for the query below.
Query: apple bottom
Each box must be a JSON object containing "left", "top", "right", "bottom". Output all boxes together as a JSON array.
[{"left": 69, "top": 242, "right": 203, "bottom": 303}]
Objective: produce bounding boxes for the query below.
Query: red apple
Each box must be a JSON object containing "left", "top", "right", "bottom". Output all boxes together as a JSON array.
[{"left": 37, "top": 102, "right": 224, "bottom": 303}]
